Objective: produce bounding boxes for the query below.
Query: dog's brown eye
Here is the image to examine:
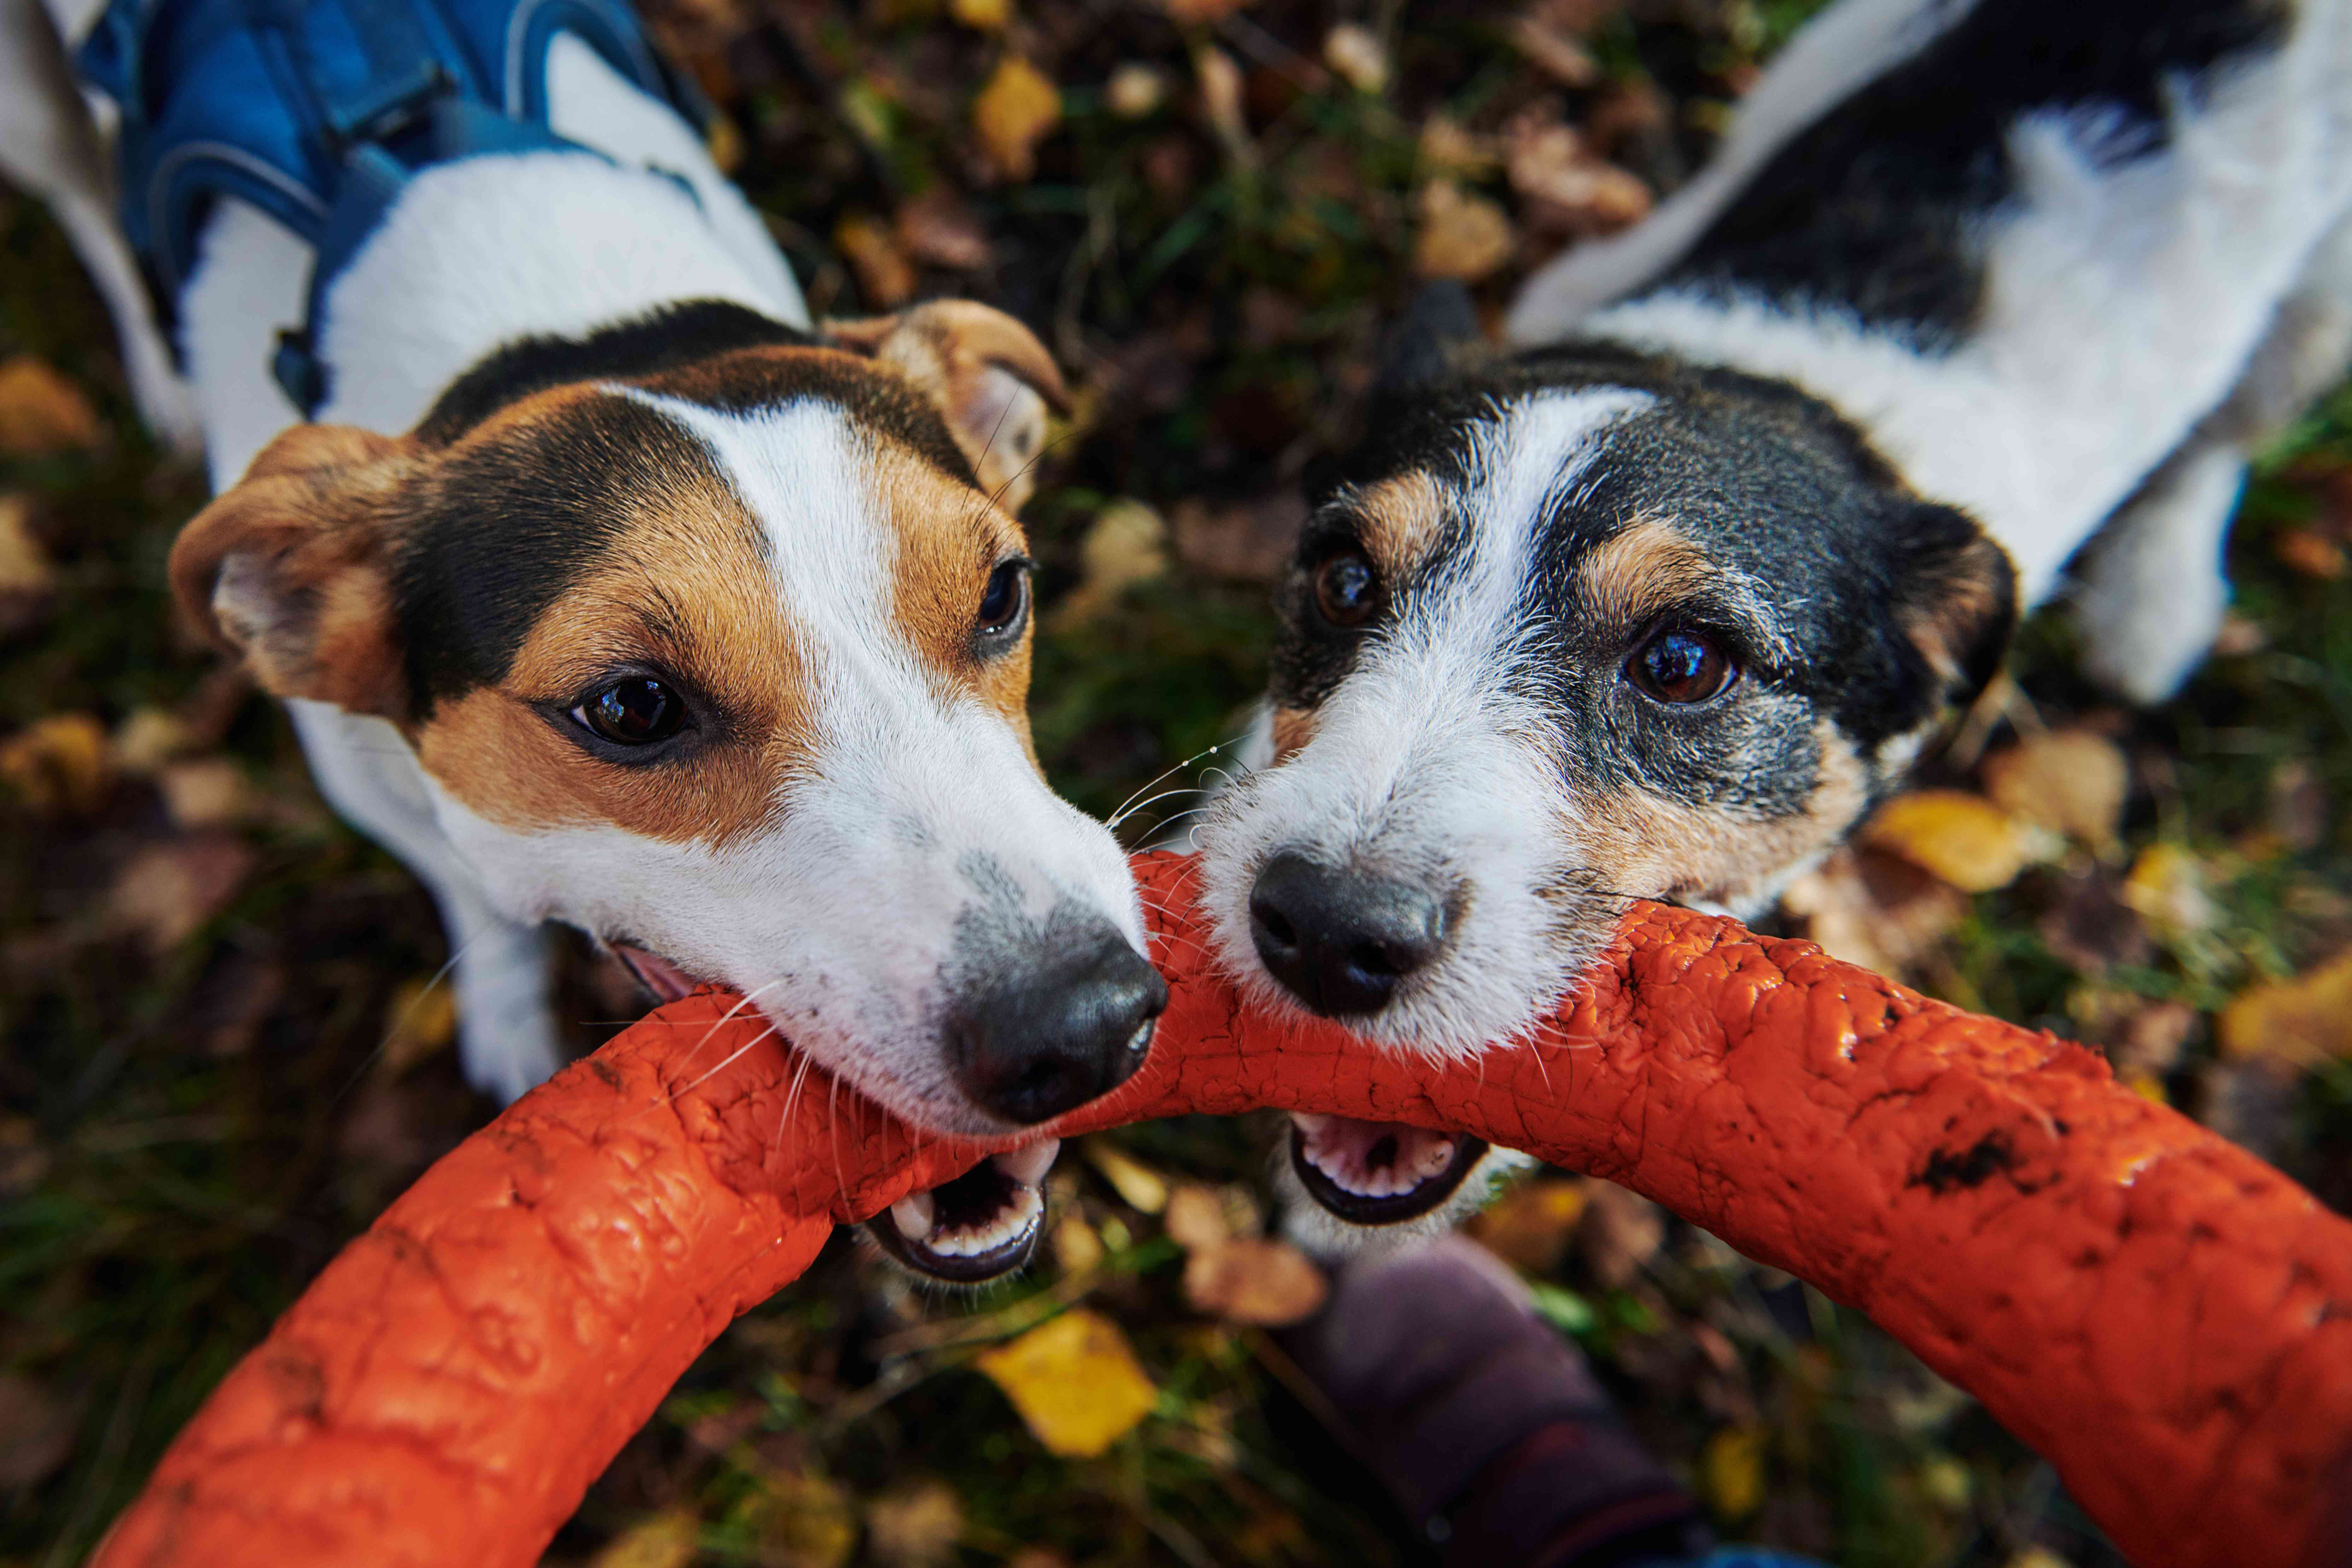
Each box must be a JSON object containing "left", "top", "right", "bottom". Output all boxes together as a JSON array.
[
  {"left": 1628, "top": 628, "right": 1738, "bottom": 705},
  {"left": 977, "top": 559, "right": 1029, "bottom": 639},
  {"left": 1313, "top": 550, "right": 1381, "bottom": 628},
  {"left": 574, "top": 678, "right": 684, "bottom": 746}
]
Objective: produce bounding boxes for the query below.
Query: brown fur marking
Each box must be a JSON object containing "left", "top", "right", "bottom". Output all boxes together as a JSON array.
[{"left": 1574, "top": 517, "right": 1715, "bottom": 632}]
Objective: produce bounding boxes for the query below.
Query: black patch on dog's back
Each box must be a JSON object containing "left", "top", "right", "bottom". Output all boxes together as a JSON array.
[
  {"left": 1666, "top": 0, "right": 2290, "bottom": 342},
  {"left": 416, "top": 301, "right": 812, "bottom": 445}
]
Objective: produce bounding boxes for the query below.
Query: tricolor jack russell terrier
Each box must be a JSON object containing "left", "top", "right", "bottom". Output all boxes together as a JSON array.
[
  {"left": 3, "top": 0, "right": 1162, "bottom": 1281},
  {"left": 1197, "top": 0, "right": 2352, "bottom": 1255}
]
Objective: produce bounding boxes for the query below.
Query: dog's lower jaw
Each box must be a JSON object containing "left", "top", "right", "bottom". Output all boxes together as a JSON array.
[
  {"left": 866, "top": 1139, "right": 1060, "bottom": 1285},
  {"left": 1278, "top": 1134, "right": 1538, "bottom": 1263}
]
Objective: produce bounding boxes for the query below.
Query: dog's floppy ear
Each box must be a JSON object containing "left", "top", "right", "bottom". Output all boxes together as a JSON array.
[
  {"left": 169, "top": 424, "right": 420, "bottom": 719},
  {"left": 1892, "top": 500, "right": 2017, "bottom": 711},
  {"left": 822, "top": 301, "right": 1070, "bottom": 512}
]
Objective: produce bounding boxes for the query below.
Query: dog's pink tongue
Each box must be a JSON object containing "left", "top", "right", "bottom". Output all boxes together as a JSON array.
[
  {"left": 613, "top": 945, "right": 697, "bottom": 1003},
  {"left": 1293, "top": 1113, "right": 1460, "bottom": 1198}
]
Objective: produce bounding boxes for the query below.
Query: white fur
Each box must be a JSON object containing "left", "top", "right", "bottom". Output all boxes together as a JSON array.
[
  {"left": 1553, "top": 2, "right": 2352, "bottom": 680},
  {"left": 1505, "top": 0, "right": 1966, "bottom": 344},
  {"left": 420, "top": 395, "right": 1142, "bottom": 1130},
  {"left": 1195, "top": 391, "right": 1651, "bottom": 1059}
]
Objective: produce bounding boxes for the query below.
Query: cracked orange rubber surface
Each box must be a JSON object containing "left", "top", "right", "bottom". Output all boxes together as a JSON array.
[{"left": 93, "top": 854, "right": 2352, "bottom": 1568}]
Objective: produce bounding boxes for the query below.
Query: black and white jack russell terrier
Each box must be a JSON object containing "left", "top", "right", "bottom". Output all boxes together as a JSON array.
[
  {"left": 1193, "top": 0, "right": 2352, "bottom": 1255},
  {"left": 0, "top": 0, "right": 1161, "bottom": 1282}
]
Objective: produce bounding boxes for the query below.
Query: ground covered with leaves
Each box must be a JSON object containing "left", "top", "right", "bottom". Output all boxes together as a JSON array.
[{"left": 3, "top": 1, "right": 2350, "bottom": 1565}]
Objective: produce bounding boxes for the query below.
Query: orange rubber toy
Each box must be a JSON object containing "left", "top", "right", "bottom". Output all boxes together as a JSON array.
[{"left": 91, "top": 853, "right": 2352, "bottom": 1568}]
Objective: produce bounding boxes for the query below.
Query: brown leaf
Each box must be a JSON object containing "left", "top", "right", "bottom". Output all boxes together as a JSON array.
[
  {"left": 1051, "top": 1212, "right": 1105, "bottom": 1273},
  {"left": 1168, "top": 491, "right": 1306, "bottom": 582},
  {"left": 2036, "top": 869, "right": 2150, "bottom": 974},
  {"left": 1194, "top": 47, "right": 1254, "bottom": 169},
  {"left": 1182, "top": 1238, "right": 1328, "bottom": 1325},
  {"left": 2110, "top": 1000, "right": 2196, "bottom": 1080},
  {"left": 1163, "top": 1182, "right": 1234, "bottom": 1252},
  {"left": 1082, "top": 1138, "right": 1169, "bottom": 1212},
  {"left": 2219, "top": 949, "right": 2352, "bottom": 1070},
  {"left": 1503, "top": 107, "right": 1651, "bottom": 237},
  {"left": 1052, "top": 500, "right": 1169, "bottom": 628},
  {"left": 0, "top": 494, "right": 55, "bottom": 637},
  {"left": 2275, "top": 525, "right": 2348, "bottom": 579},
  {"left": 948, "top": 0, "right": 1009, "bottom": 29},
  {"left": 1778, "top": 845, "right": 1965, "bottom": 977},
  {"left": 0, "top": 1372, "right": 77, "bottom": 1489},
  {"left": 833, "top": 214, "right": 917, "bottom": 308},
  {"left": 156, "top": 757, "right": 256, "bottom": 829},
  {"left": 0, "top": 357, "right": 100, "bottom": 456},
  {"left": 865, "top": 1479, "right": 964, "bottom": 1568},
  {"left": 1575, "top": 1179, "right": 1663, "bottom": 1290},
  {"left": 1507, "top": 11, "right": 1599, "bottom": 86},
  {"left": 750, "top": 1470, "right": 856, "bottom": 1568},
  {"left": 1413, "top": 179, "right": 1516, "bottom": 282},
  {"left": 1981, "top": 728, "right": 2129, "bottom": 850},
  {"left": 1467, "top": 1174, "right": 1587, "bottom": 1272},
  {"left": 111, "top": 708, "right": 196, "bottom": 775},
  {"left": 976, "top": 1309, "right": 1159, "bottom": 1456},
  {"left": 107, "top": 832, "right": 255, "bottom": 951},
  {"left": 0, "top": 712, "right": 111, "bottom": 814},
  {"left": 1418, "top": 114, "right": 1500, "bottom": 178},
  {"left": 1322, "top": 23, "right": 1387, "bottom": 94},
  {"left": 381, "top": 975, "right": 460, "bottom": 1077},
  {"left": 1862, "top": 790, "right": 2059, "bottom": 893},
  {"left": 973, "top": 56, "right": 1062, "bottom": 182},
  {"left": 895, "top": 188, "right": 992, "bottom": 271}
]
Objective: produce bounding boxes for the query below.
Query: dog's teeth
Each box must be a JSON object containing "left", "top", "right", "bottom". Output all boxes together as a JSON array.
[
  {"left": 930, "top": 1184, "right": 1043, "bottom": 1257},
  {"left": 891, "top": 1192, "right": 936, "bottom": 1240},
  {"left": 993, "top": 1138, "right": 1059, "bottom": 1187},
  {"left": 1291, "top": 1113, "right": 1333, "bottom": 1139}
]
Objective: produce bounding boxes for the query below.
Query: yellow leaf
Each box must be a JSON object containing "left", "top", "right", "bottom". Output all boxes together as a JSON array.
[
  {"left": 1467, "top": 1174, "right": 1586, "bottom": 1272},
  {"left": 1052, "top": 1212, "right": 1105, "bottom": 1273},
  {"left": 1105, "top": 62, "right": 1166, "bottom": 119},
  {"left": 2219, "top": 949, "right": 2352, "bottom": 1069},
  {"left": 2120, "top": 842, "right": 2215, "bottom": 935},
  {"left": 705, "top": 114, "right": 745, "bottom": 174},
  {"left": 1863, "top": 790, "right": 2056, "bottom": 893},
  {"left": 1322, "top": 23, "right": 1387, "bottom": 93},
  {"left": 1051, "top": 500, "right": 1168, "bottom": 629},
  {"left": 1412, "top": 179, "right": 1516, "bottom": 283},
  {"left": 1981, "top": 729, "right": 2128, "bottom": 850},
  {"left": 0, "top": 358, "right": 99, "bottom": 456},
  {"left": 0, "top": 495, "right": 53, "bottom": 595},
  {"left": 2006, "top": 1551, "right": 2076, "bottom": 1568},
  {"left": 382, "top": 976, "right": 460, "bottom": 1076},
  {"left": 976, "top": 1308, "right": 1158, "bottom": 1457},
  {"left": 751, "top": 1470, "right": 856, "bottom": 1568},
  {"left": 0, "top": 712, "right": 110, "bottom": 814},
  {"left": 833, "top": 214, "right": 917, "bottom": 309},
  {"left": 973, "top": 56, "right": 1062, "bottom": 182},
  {"left": 590, "top": 1509, "right": 699, "bottom": 1568},
  {"left": 1699, "top": 1424, "right": 1765, "bottom": 1521},
  {"left": 949, "top": 0, "right": 1009, "bottom": 28},
  {"left": 1082, "top": 1138, "right": 1168, "bottom": 1212},
  {"left": 1182, "top": 1238, "right": 1327, "bottom": 1326}
]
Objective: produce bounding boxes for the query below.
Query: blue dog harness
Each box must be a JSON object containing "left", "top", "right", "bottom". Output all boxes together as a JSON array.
[{"left": 77, "top": 0, "right": 709, "bottom": 412}]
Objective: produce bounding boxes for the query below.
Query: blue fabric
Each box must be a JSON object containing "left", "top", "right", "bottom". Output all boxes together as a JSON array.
[{"left": 75, "top": 0, "right": 696, "bottom": 405}]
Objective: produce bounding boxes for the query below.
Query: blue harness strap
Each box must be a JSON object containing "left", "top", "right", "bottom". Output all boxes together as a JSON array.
[{"left": 76, "top": 0, "right": 708, "bottom": 412}]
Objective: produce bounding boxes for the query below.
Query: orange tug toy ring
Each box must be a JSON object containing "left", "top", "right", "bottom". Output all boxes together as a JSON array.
[{"left": 91, "top": 853, "right": 2352, "bottom": 1568}]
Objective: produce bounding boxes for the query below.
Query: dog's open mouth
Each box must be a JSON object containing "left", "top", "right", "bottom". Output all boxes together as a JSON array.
[
  {"left": 866, "top": 1139, "right": 1059, "bottom": 1284},
  {"left": 1289, "top": 1113, "right": 1488, "bottom": 1225}
]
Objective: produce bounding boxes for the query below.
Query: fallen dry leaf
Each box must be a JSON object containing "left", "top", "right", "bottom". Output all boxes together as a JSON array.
[
  {"left": 895, "top": 187, "right": 992, "bottom": 271},
  {"left": 1507, "top": 11, "right": 1600, "bottom": 86},
  {"left": 2120, "top": 842, "right": 2216, "bottom": 936},
  {"left": 949, "top": 0, "right": 1008, "bottom": 29},
  {"left": 1468, "top": 1174, "right": 1587, "bottom": 1272},
  {"left": 834, "top": 214, "right": 916, "bottom": 308},
  {"left": 590, "top": 1508, "right": 699, "bottom": 1568},
  {"left": 108, "top": 833, "right": 255, "bottom": 951},
  {"left": 1168, "top": 490, "right": 1305, "bottom": 582},
  {"left": 704, "top": 112, "right": 744, "bottom": 174},
  {"left": 1418, "top": 114, "right": 1499, "bottom": 178},
  {"left": 381, "top": 975, "right": 460, "bottom": 1077},
  {"left": 1163, "top": 1182, "right": 1234, "bottom": 1252},
  {"left": 1052, "top": 1212, "right": 1105, "bottom": 1273},
  {"left": 1700, "top": 1424, "right": 1766, "bottom": 1521},
  {"left": 0, "top": 712, "right": 110, "bottom": 814},
  {"left": 1576, "top": 1179, "right": 1663, "bottom": 1290},
  {"left": 1981, "top": 728, "right": 2129, "bottom": 851},
  {"left": 1779, "top": 845, "right": 1965, "bottom": 976},
  {"left": 2035, "top": 869, "right": 2150, "bottom": 974},
  {"left": 2219, "top": 949, "right": 2352, "bottom": 1069},
  {"left": 2007, "top": 1550, "right": 2077, "bottom": 1568},
  {"left": 1322, "top": 23, "right": 1387, "bottom": 93},
  {"left": 1413, "top": 179, "right": 1516, "bottom": 282},
  {"left": 110, "top": 706, "right": 196, "bottom": 775},
  {"left": 0, "top": 494, "right": 55, "bottom": 636},
  {"left": 2274, "top": 525, "right": 2348, "bottom": 579},
  {"left": 1162, "top": 0, "right": 1251, "bottom": 23},
  {"left": 1194, "top": 47, "right": 1253, "bottom": 169},
  {"left": 973, "top": 56, "right": 1062, "bottom": 182},
  {"left": 156, "top": 757, "right": 255, "bottom": 829},
  {"left": 0, "top": 1371, "right": 76, "bottom": 1489},
  {"left": 0, "top": 357, "right": 100, "bottom": 456},
  {"left": 1105, "top": 62, "right": 1166, "bottom": 118},
  {"left": 1053, "top": 500, "right": 1169, "bottom": 627},
  {"left": 865, "top": 1479, "right": 964, "bottom": 1568},
  {"left": 976, "top": 1308, "right": 1159, "bottom": 1457},
  {"left": 2111, "top": 1000, "right": 2197, "bottom": 1079},
  {"left": 750, "top": 1469, "right": 856, "bottom": 1568},
  {"left": 1083, "top": 1138, "right": 1169, "bottom": 1212},
  {"left": 1182, "top": 1237, "right": 1328, "bottom": 1325},
  {"left": 1862, "top": 790, "right": 2059, "bottom": 893}
]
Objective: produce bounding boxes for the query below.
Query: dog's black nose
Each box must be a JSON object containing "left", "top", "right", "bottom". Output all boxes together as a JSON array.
[
  {"left": 1249, "top": 851, "right": 1453, "bottom": 1016},
  {"left": 949, "top": 927, "right": 1167, "bottom": 1125}
]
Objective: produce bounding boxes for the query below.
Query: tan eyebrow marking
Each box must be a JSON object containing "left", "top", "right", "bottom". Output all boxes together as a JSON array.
[
  {"left": 1574, "top": 516, "right": 1715, "bottom": 630},
  {"left": 1350, "top": 471, "right": 1452, "bottom": 583}
]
